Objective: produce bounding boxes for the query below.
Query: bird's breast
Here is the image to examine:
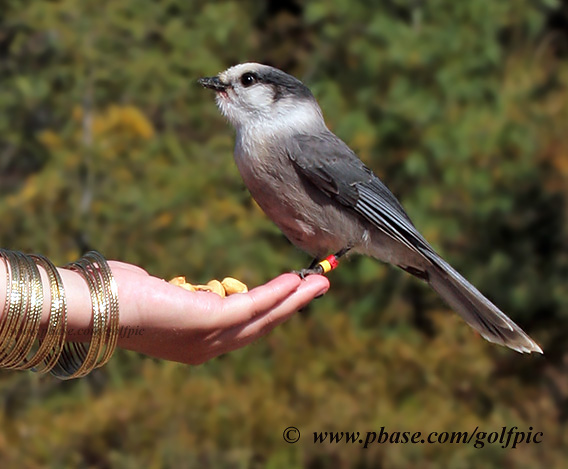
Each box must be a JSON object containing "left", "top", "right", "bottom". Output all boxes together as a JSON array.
[
  {"left": 234, "top": 142, "right": 316, "bottom": 242},
  {"left": 233, "top": 137, "right": 368, "bottom": 257}
]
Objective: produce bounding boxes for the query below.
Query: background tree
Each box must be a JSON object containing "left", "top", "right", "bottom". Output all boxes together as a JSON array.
[{"left": 0, "top": 0, "right": 567, "bottom": 467}]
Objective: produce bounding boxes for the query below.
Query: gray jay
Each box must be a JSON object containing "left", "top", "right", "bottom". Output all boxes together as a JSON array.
[{"left": 198, "top": 62, "right": 542, "bottom": 354}]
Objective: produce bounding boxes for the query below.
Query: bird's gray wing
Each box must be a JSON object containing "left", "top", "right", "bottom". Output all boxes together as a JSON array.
[
  {"left": 286, "top": 131, "right": 542, "bottom": 354},
  {"left": 288, "top": 132, "right": 435, "bottom": 258}
]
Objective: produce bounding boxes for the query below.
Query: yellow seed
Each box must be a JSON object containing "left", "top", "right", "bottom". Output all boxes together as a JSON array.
[
  {"left": 169, "top": 276, "right": 187, "bottom": 286},
  {"left": 178, "top": 283, "right": 196, "bottom": 292},
  {"left": 169, "top": 276, "right": 197, "bottom": 291},
  {"left": 169, "top": 275, "right": 247, "bottom": 297},
  {"left": 221, "top": 277, "right": 248, "bottom": 295},
  {"left": 206, "top": 279, "right": 226, "bottom": 297}
]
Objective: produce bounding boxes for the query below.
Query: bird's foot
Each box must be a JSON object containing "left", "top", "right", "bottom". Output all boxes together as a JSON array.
[
  {"left": 293, "top": 254, "right": 340, "bottom": 279},
  {"left": 293, "top": 265, "right": 325, "bottom": 279}
]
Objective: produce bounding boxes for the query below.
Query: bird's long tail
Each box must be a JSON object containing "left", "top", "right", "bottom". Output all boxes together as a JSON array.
[{"left": 423, "top": 254, "right": 542, "bottom": 354}]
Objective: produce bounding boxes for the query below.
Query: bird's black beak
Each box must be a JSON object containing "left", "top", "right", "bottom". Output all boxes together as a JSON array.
[{"left": 198, "top": 76, "right": 227, "bottom": 92}]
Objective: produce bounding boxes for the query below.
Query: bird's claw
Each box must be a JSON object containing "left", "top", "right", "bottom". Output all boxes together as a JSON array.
[{"left": 293, "top": 265, "right": 325, "bottom": 279}]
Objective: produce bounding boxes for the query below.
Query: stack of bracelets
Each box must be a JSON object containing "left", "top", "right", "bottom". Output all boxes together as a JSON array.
[{"left": 0, "top": 250, "right": 119, "bottom": 379}]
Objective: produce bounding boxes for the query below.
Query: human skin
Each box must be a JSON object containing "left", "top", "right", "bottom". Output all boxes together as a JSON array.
[{"left": 0, "top": 259, "right": 330, "bottom": 366}]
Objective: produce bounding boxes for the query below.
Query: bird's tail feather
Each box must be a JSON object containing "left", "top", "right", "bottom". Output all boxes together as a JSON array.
[{"left": 424, "top": 254, "right": 542, "bottom": 354}]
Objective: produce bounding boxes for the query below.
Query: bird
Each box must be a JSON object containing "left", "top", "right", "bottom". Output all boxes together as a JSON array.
[{"left": 198, "top": 62, "right": 542, "bottom": 354}]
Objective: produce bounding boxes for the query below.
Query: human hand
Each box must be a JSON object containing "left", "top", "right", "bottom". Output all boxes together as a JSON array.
[{"left": 108, "top": 262, "right": 330, "bottom": 365}]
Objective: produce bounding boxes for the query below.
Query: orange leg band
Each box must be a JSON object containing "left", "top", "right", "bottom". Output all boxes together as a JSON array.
[{"left": 317, "top": 255, "right": 340, "bottom": 274}]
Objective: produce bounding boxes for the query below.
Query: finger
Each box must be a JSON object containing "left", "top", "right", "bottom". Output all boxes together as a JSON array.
[
  {"left": 209, "top": 273, "right": 302, "bottom": 327},
  {"left": 218, "top": 274, "right": 329, "bottom": 351}
]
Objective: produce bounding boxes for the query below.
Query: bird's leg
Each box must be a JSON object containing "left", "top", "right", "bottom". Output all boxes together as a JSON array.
[
  {"left": 307, "top": 257, "right": 320, "bottom": 270},
  {"left": 295, "top": 247, "right": 352, "bottom": 279}
]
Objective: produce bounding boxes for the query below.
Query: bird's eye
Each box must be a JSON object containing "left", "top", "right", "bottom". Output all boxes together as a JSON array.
[{"left": 240, "top": 72, "right": 257, "bottom": 87}]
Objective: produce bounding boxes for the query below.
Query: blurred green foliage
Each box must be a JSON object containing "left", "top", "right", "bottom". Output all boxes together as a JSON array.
[{"left": 1, "top": 0, "right": 567, "bottom": 467}]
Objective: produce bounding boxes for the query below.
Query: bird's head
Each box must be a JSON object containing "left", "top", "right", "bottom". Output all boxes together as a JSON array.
[{"left": 199, "top": 63, "right": 324, "bottom": 135}]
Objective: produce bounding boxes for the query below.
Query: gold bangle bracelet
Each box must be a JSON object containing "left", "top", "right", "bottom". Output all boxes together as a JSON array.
[
  {"left": 88, "top": 252, "right": 120, "bottom": 367},
  {"left": 0, "top": 250, "right": 43, "bottom": 366},
  {"left": 0, "top": 251, "right": 44, "bottom": 368},
  {"left": 59, "top": 258, "right": 106, "bottom": 377},
  {"left": 24, "top": 255, "right": 68, "bottom": 373},
  {"left": 0, "top": 249, "right": 119, "bottom": 379},
  {"left": 82, "top": 251, "right": 119, "bottom": 370},
  {"left": 0, "top": 250, "right": 23, "bottom": 358},
  {"left": 54, "top": 251, "right": 120, "bottom": 379}
]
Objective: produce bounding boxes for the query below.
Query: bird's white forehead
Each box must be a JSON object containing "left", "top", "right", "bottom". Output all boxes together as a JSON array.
[{"left": 219, "top": 62, "right": 264, "bottom": 83}]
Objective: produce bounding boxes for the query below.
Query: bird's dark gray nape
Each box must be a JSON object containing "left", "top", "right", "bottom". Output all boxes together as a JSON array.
[
  {"left": 255, "top": 67, "right": 314, "bottom": 101},
  {"left": 198, "top": 76, "right": 227, "bottom": 91}
]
